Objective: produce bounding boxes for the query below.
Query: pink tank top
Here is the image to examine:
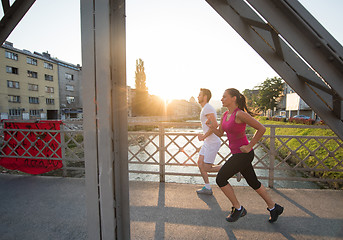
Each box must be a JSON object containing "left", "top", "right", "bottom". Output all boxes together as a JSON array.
[{"left": 221, "top": 108, "right": 249, "bottom": 154}]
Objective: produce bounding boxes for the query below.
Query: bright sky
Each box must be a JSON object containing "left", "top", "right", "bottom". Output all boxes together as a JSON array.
[{"left": 4, "top": 0, "right": 343, "bottom": 103}]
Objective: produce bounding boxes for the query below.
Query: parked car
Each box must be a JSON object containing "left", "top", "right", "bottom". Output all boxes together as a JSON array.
[
  {"left": 291, "top": 115, "right": 311, "bottom": 120},
  {"left": 271, "top": 115, "right": 287, "bottom": 122}
]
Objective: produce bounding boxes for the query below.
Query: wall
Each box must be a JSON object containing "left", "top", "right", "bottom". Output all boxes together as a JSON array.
[{"left": 0, "top": 44, "right": 60, "bottom": 120}]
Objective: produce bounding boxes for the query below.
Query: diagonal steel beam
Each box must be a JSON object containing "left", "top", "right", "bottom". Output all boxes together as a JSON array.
[
  {"left": 206, "top": 0, "right": 343, "bottom": 140},
  {"left": 241, "top": 16, "right": 284, "bottom": 60},
  {"left": 0, "top": 0, "right": 36, "bottom": 45},
  {"left": 297, "top": 75, "right": 333, "bottom": 96},
  {"left": 2, "top": 0, "right": 11, "bottom": 13},
  {"left": 246, "top": 0, "right": 343, "bottom": 99}
]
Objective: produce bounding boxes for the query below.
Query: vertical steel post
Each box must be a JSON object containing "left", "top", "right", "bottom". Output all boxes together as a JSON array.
[
  {"left": 268, "top": 126, "right": 276, "bottom": 188},
  {"left": 81, "top": 0, "right": 130, "bottom": 239},
  {"left": 159, "top": 123, "right": 165, "bottom": 182},
  {"left": 60, "top": 123, "right": 67, "bottom": 177},
  {"left": 110, "top": 0, "right": 130, "bottom": 238}
]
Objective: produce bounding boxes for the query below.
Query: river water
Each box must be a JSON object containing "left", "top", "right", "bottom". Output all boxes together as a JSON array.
[{"left": 128, "top": 127, "right": 320, "bottom": 189}]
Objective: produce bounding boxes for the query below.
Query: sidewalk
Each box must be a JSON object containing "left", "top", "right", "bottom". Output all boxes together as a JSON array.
[{"left": 1, "top": 174, "right": 343, "bottom": 239}]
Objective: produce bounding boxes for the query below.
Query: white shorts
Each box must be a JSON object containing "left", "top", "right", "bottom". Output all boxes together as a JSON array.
[{"left": 199, "top": 141, "right": 221, "bottom": 164}]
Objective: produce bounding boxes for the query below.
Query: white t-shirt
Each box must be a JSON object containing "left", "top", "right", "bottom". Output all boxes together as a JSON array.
[{"left": 200, "top": 103, "right": 221, "bottom": 143}]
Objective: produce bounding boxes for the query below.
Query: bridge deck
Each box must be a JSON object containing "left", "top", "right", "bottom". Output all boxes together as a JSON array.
[{"left": 0, "top": 174, "right": 342, "bottom": 239}]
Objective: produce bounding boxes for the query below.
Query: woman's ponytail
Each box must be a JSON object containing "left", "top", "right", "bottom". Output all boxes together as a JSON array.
[{"left": 226, "top": 88, "right": 253, "bottom": 115}]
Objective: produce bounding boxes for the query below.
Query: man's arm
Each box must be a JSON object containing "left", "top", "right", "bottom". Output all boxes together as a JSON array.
[{"left": 198, "top": 113, "right": 218, "bottom": 141}]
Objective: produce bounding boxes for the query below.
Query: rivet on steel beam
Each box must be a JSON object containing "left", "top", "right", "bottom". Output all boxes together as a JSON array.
[{"left": 315, "top": 42, "right": 321, "bottom": 48}]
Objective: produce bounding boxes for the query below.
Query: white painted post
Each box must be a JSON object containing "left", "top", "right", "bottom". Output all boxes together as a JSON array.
[
  {"left": 159, "top": 123, "right": 165, "bottom": 182},
  {"left": 81, "top": 0, "right": 101, "bottom": 239},
  {"left": 81, "top": 0, "right": 130, "bottom": 239},
  {"left": 110, "top": 0, "right": 130, "bottom": 238}
]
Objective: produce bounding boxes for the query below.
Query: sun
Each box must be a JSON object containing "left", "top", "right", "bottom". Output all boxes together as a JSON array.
[
  {"left": 149, "top": 84, "right": 195, "bottom": 103},
  {"left": 151, "top": 88, "right": 176, "bottom": 102},
  {"left": 159, "top": 92, "right": 174, "bottom": 102}
]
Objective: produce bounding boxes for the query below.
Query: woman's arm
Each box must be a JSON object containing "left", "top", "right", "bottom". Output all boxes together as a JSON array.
[
  {"left": 237, "top": 111, "right": 266, "bottom": 153},
  {"left": 206, "top": 112, "right": 225, "bottom": 137}
]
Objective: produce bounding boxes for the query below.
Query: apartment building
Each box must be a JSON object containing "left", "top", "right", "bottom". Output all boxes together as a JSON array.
[
  {"left": 280, "top": 83, "right": 315, "bottom": 118},
  {"left": 0, "top": 42, "right": 60, "bottom": 120},
  {"left": 167, "top": 99, "right": 200, "bottom": 117},
  {"left": 43, "top": 54, "right": 82, "bottom": 119}
]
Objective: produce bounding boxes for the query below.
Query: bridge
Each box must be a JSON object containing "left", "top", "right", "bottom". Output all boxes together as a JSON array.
[
  {"left": 1, "top": 0, "right": 342, "bottom": 239},
  {"left": 1, "top": 121, "right": 342, "bottom": 239},
  {"left": 1, "top": 174, "right": 343, "bottom": 239}
]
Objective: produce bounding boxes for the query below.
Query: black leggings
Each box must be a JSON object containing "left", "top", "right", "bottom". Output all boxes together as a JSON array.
[{"left": 216, "top": 150, "right": 261, "bottom": 190}]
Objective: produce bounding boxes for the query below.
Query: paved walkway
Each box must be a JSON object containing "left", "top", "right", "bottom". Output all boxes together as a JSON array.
[{"left": 0, "top": 174, "right": 342, "bottom": 240}]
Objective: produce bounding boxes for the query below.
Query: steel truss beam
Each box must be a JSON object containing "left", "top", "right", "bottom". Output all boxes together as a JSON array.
[
  {"left": 206, "top": 0, "right": 343, "bottom": 140},
  {"left": 0, "top": 0, "right": 36, "bottom": 45}
]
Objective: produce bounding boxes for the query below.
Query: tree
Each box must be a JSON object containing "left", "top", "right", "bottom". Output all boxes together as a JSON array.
[
  {"left": 256, "top": 77, "right": 284, "bottom": 113},
  {"left": 148, "top": 95, "right": 165, "bottom": 116},
  {"left": 243, "top": 89, "right": 259, "bottom": 113},
  {"left": 134, "top": 59, "right": 147, "bottom": 91},
  {"left": 132, "top": 59, "right": 149, "bottom": 116}
]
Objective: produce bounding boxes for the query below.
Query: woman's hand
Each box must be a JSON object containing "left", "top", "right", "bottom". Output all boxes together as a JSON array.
[{"left": 240, "top": 145, "right": 252, "bottom": 153}]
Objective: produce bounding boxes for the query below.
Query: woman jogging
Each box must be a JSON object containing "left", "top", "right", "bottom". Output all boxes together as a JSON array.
[{"left": 207, "top": 88, "right": 283, "bottom": 223}]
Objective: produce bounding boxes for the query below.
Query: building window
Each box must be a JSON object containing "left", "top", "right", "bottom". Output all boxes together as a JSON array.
[
  {"left": 27, "top": 57, "right": 38, "bottom": 66},
  {"left": 45, "top": 86, "right": 54, "bottom": 93},
  {"left": 8, "top": 95, "right": 21, "bottom": 103},
  {"left": 45, "top": 74, "right": 53, "bottom": 81},
  {"left": 29, "top": 97, "right": 39, "bottom": 104},
  {"left": 46, "top": 98, "right": 55, "bottom": 105},
  {"left": 6, "top": 66, "right": 18, "bottom": 74},
  {"left": 27, "top": 70, "right": 38, "bottom": 78},
  {"left": 7, "top": 80, "right": 20, "bottom": 89},
  {"left": 28, "top": 84, "right": 39, "bottom": 91},
  {"left": 65, "top": 73, "right": 74, "bottom": 80},
  {"left": 30, "top": 110, "right": 40, "bottom": 116},
  {"left": 66, "top": 85, "right": 74, "bottom": 91},
  {"left": 9, "top": 109, "right": 21, "bottom": 116},
  {"left": 44, "top": 62, "right": 53, "bottom": 70},
  {"left": 66, "top": 96, "right": 75, "bottom": 104},
  {"left": 5, "top": 51, "right": 18, "bottom": 61}
]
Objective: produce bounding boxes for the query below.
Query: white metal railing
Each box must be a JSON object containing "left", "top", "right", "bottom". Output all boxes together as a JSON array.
[
  {"left": 0, "top": 120, "right": 84, "bottom": 177},
  {"left": 1, "top": 120, "right": 342, "bottom": 188},
  {"left": 127, "top": 122, "right": 343, "bottom": 188}
]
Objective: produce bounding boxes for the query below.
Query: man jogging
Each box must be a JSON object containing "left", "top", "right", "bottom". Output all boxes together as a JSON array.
[{"left": 196, "top": 88, "right": 221, "bottom": 195}]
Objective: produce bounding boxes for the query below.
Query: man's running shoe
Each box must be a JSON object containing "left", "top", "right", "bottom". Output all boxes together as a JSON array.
[
  {"left": 196, "top": 186, "right": 213, "bottom": 195},
  {"left": 236, "top": 172, "right": 242, "bottom": 182}
]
